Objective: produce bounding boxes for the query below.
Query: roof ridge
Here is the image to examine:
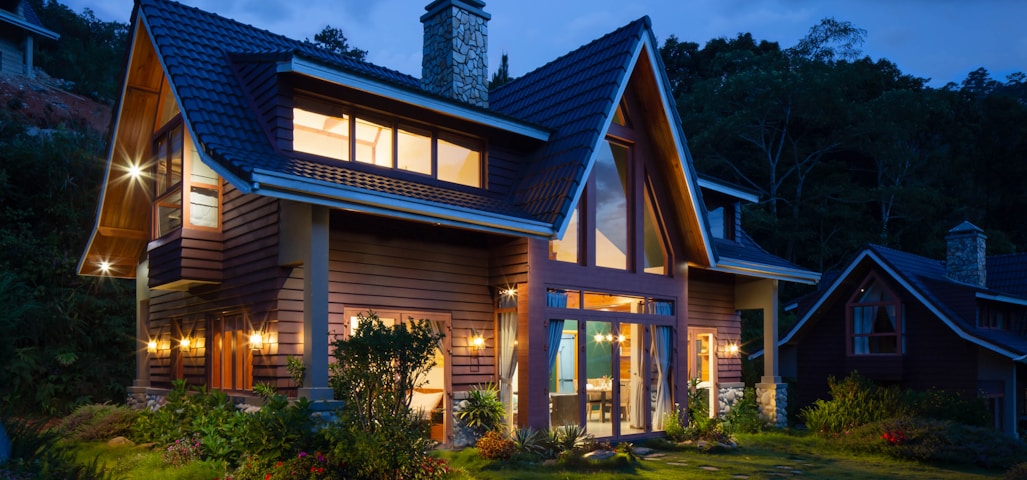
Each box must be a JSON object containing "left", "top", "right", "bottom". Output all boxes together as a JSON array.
[{"left": 492, "top": 16, "right": 650, "bottom": 97}]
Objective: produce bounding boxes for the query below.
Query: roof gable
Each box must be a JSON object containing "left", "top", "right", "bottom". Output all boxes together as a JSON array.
[{"left": 780, "top": 244, "right": 1027, "bottom": 360}]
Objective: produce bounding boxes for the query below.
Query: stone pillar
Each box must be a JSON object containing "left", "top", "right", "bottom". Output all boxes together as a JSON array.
[
  {"left": 420, "top": 0, "right": 490, "bottom": 107},
  {"left": 756, "top": 382, "right": 788, "bottom": 428},
  {"left": 299, "top": 205, "right": 334, "bottom": 401}
]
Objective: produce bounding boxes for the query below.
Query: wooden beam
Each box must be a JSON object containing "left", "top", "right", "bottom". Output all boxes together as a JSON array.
[{"left": 98, "top": 226, "right": 149, "bottom": 240}]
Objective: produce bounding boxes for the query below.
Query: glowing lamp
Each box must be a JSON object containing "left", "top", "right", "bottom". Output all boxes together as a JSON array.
[{"left": 250, "top": 332, "right": 263, "bottom": 350}]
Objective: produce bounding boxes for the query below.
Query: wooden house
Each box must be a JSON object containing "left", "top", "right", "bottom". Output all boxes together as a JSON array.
[
  {"left": 0, "top": 0, "right": 58, "bottom": 78},
  {"left": 775, "top": 222, "right": 1027, "bottom": 436},
  {"left": 78, "top": 0, "right": 818, "bottom": 443}
]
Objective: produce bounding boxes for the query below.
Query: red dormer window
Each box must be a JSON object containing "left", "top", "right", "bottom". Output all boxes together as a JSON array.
[{"left": 847, "top": 273, "right": 904, "bottom": 355}]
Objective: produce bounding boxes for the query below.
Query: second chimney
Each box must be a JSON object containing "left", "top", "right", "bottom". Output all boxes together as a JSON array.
[
  {"left": 421, "top": 0, "right": 490, "bottom": 107},
  {"left": 945, "top": 221, "right": 987, "bottom": 287}
]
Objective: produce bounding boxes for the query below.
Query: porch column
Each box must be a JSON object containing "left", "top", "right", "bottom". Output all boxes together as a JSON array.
[
  {"left": 517, "top": 280, "right": 549, "bottom": 429},
  {"left": 736, "top": 278, "right": 787, "bottom": 427},
  {"left": 128, "top": 261, "right": 151, "bottom": 404},
  {"left": 299, "top": 204, "right": 333, "bottom": 401},
  {"left": 24, "top": 36, "right": 35, "bottom": 78}
]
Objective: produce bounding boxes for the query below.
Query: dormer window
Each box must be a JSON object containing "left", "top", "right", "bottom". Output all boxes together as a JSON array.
[
  {"left": 152, "top": 117, "right": 222, "bottom": 238},
  {"left": 292, "top": 96, "right": 483, "bottom": 188}
]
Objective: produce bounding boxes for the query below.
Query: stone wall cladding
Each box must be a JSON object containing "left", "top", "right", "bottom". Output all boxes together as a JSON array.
[
  {"left": 421, "top": 0, "right": 489, "bottom": 107},
  {"left": 717, "top": 382, "right": 746, "bottom": 419},
  {"left": 945, "top": 226, "right": 987, "bottom": 287}
]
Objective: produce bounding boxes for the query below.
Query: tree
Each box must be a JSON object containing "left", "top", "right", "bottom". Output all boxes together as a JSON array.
[
  {"left": 325, "top": 312, "right": 442, "bottom": 478},
  {"left": 790, "top": 17, "right": 866, "bottom": 63},
  {"left": 489, "top": 52, "right": 512, "bottom": 89},
  {"left": 308, "top": 25, "right": 367, "bottom": 61},
  {"left": 28, "top": 0, "right": 128, "bottom": 103}
]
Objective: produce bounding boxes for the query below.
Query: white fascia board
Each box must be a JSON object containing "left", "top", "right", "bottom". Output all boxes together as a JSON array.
[
  {"left": 0, "top": 11, "right": 59, "bottom": 40},
  {"left": 778, "top": 250, "right": 1021, "bottom": 360},
  {"left": 638, "top": 38, "right": 716, "bottom": 267},
  {"left": 709, "top": 258, "right": 820, "bottom": 285},
  {"left": 697, "top": 177, "right": 759, "bottom": 203},
  {"left": 250, "top": 169, "right": 553, "bottom": 238},
  {"left": 977, "top": 292, "right": 1027, "bottom": 307},
  {"left": 284, "top": 57, "right": 549, "bottom": 142}
]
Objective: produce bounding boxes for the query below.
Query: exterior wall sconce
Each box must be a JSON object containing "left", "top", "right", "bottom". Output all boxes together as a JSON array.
[
  {"left": 725, "top": 342, "right": 740, "bottom": 356},
  {"left": 249, "top": 331, "right": 264, "bottom": 350},
  {"left": 501, "top": 287, "right": 517, "bottom": 297},
  {"left": 146, "top": 339, "right": 158, "bottom": 354},
  {"left": 180, "top": 336, "right": 192, "bottom": 349},
  {"left": 470, "top": 328, "right": 486, "bottom": 353}
]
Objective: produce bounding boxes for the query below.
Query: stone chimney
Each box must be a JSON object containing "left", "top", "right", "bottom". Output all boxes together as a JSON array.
[
  {"left": 420, "top": 0, "right": 490, "bottom": 107},
  {"left": 945, "top": 221, "right": 987, "bottom": 287}
]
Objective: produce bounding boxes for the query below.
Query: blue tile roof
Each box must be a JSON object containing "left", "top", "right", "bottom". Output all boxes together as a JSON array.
[
  {"left": 792, "top": 243, "right": 1027, "bottom": 357},
  {"left": 137, "top": 0, "right": 804, "bottom": 279},
  {"left": 491, "top": 17, "right": 648, "bottom": 225}
]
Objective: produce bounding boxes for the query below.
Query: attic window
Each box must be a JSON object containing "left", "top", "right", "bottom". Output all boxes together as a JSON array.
[
  {"left": 612, "top": 99, "right": 630, "bottom": 127},
  {"left": 847, "top": 274, "right": 904, "bottom": 355},
  {"left": 292, "top": 97, "right": 483, "bottom": 188}
]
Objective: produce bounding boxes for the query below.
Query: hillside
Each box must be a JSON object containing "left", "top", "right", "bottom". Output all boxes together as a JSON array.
[{"left": 0, "top": 72, "right": 112, "bottom": 135}]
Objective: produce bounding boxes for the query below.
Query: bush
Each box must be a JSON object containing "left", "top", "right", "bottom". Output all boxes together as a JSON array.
[
  {"left": 161, "top": 434, "right": 203, "bottom": 467},
  {"left": 834, "top": 417, "right": 1027, "bottom": 469},
  {"left": 1, "top": 416, "right": 114, "bottom": 479},
  {"left": 510, "top": 427, "right": 545, "bottom": 459},
  {"left": 456, "top": 383, "right": 506, "bottom": 438},
  {"left": 1006, "top": 462, "right": 1027, "bottom": 480},
  {"left": 800, "top": 372, "right": 907, "bottom": 435},
  {"left": 58, "top": 403, "right": 138, "bottom": 441},
  {"left": 663, "top": 403, "right": 688, "bottom": 442},
  {"left": 723, "top": 387, "right": 765, "bottom": 434},
  {"left": 475, "top": 430, "right": 516, "bottom": 460}
]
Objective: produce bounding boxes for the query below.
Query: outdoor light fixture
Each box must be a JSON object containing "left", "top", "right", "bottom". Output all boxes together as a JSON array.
[
  {"left": 180, "top": 337, "right": 192, "bottom": 350},
  {"left": 470, "top": 328, "right": 486, "bottom": 352},
  {"left": 501, "top": 287, "right": 517, "bottom": 297},
  {"left": 726, "top": 343, "right": 740, "bottom": 356},
  {"left": 249, "top": 331, "right": 264, "bottom": 350},
  {"left": 99, "top": 261, "right": 111, "bottom": 273},
  {"left": 147, "top": 339, "right": 158, "bottom": 353},
  {"left": 128, "top": 164, "right": 142, "bottom": 178}
]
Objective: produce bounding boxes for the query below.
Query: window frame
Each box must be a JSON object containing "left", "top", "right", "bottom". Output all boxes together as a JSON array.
[
  {"left": 291, "top": 95, "right": 486, "bottom": 189},
  {"left": 150, "top": 115, "right": 222, "bottom": 239},
  {"left": 846, "top": 272, "right": 904, "bottom": 356}
]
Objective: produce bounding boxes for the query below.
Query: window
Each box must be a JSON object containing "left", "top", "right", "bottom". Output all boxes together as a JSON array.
[
  {"left": 848, "top": 274, "right": 903, "bottom": 355},
  {"left": 549, "top": 94, "right": 670, "bottom": 274},
  {"left": 151, "top": 120, "right": 222, "bottom": 238},
  {"left": 292, "top": 97, "right": 484, "bottom": 188}
]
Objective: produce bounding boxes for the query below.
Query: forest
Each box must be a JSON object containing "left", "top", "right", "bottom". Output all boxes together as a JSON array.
[{"left": 1, "top": 2, "right": 1025, "bottom": 414}]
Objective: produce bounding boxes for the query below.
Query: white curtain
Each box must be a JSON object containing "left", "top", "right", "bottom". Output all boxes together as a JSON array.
[
  {"left": 498, "top": 296, "right": 518, "bottom": 428},
  {"left": 650, "top": 325, "right": 672, "bottom": 430},
  {"left": 853, "top": 306, "right": 872, "bottom": 354},
  {"left": 630, "top": 324, "right": 646, "bottom": 428}
]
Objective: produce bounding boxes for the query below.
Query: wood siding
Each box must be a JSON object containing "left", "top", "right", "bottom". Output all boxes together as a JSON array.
[
  {"left": 0, "top": 36, "right": 23, "bottom": 77},
  {"left": 793, "top": 266, "right": 980, "bottom": 410},
  {"left": 325, "top": 210, "right": 499, "bottom": 391},
  {"left": 147, "top": 228, "right": 223, "bottom": 289},
  {"left": 687, "top": 270, "right": 743, "bottom": 383},
  {"left": 147, "top": 183, "right": 287, "bottom": 390}
]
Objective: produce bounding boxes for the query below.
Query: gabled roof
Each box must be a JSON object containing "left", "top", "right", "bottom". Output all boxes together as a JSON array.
[
  {"left": 0, "top": 0, "right": 59, "bottom": 40},
  {"left": 779, "top": 243, "right": 1027, "bottom": 361},
  {"left": 82, "top": 0, "right": 815, "bottom": 280}
]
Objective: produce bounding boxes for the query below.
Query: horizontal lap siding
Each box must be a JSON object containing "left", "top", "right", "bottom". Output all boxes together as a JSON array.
[
  {"left": 329, "top": 214, "right": 496, "bottom": 392},
  {"left": 688, "top": 272, "right": 742, "bottom": 383},
  {"left": 147, "top": 186, "right": 287, "bottom": 389}
]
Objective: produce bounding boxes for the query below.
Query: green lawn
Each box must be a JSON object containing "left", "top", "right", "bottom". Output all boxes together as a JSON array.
[
  {"left": 437, "top": 431, "right": 1005, "bottom": 479},
  {"left": 67, "top": 430, "right": 1008, "bottom": 479}
]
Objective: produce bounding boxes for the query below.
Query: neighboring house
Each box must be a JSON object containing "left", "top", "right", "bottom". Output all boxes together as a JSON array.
[
  {"left": 774, "top": 222, "right": 1027, "bottom": 436},
  {"left": 78, "top": 0, "right": 818, "bottom": 443},
  {"left": 0, "top": 0, "right": 58, "bottom": 78}
]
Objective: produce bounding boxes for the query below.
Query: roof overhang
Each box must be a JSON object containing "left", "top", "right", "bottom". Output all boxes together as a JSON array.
[
  {"left": 778, "top": 249, "right": 1023, "bottom": 360},
  {"left": 0, "top": 9, "right": 59, "bottom": 40},
  {"left": 976, "top": 292, "right": 1027, "bottom": 307},
  {"left": 697, "top": 177, "right": 759, "bottom": 203},
  {"left": 282, "top": 57, "right": 550, "bottom": 142},
  {"left": 708, "top": 257, "right": 820, "bottom": 285},
  {"left": 249, "top": 168, "right": 553, "bottom": 239}
]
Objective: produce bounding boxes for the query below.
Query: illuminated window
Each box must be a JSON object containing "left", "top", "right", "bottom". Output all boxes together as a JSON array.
[
  {"left": 292, "top": 97, "right": 483, "bottom": 188},
  {"left": 151, "top": 116, "right": 221, "bottom": 238},
  {"left": 848, "top": 274, "right": 903, "bottom": 355}
]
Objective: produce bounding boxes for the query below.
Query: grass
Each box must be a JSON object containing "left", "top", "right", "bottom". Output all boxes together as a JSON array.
[
  {"left": 438, "top": 430, "right": 1006, "bottom": 479},
  {"left": 63, "top": 429, "right": 1008, "bottom": 479}
]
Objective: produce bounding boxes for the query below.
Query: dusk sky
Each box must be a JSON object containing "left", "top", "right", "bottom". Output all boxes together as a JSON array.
[{"left": 62, "top": 0, "right": 1026, "bottom": 88}]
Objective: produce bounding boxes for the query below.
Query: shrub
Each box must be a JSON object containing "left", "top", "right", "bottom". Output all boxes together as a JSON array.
[
  {"left": 510, "top": 427, "right": 545, "bottom": 459},
  {"left": 161, "top": 434, "right": 203, "bottom": 468},
  {"left": 238, "top": 393, "right": 317, "bottom": 463},
  {"left": 326, "top": 311, "right": 442, "bottom": 479},
  {"left": 800, "top": 372, "right": 907, "bottom": 435},
  {"left": 475, "top": 430, "right": 516, "bottom": 460},
  {"left": 456, "top": 383, "right": 506, "bottom": 438},
  {"left": 723, "top": 387, "right": 765, "bottom": 434},
  {"left": 835, "top": 417, "right": 1027, "bottom": 469},
  {"left": 1005, "top": 462, "right": 1027, "bottom": 480},
  {"left": 663, "top": 403, "right": 688, "bottom": 442},
  {"left": 58, "top": 403, "right": 138, "bottom": 441}
]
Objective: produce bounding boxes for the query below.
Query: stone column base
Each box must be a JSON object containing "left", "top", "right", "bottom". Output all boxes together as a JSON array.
[
  {"left": 756, "top": 381, "right": 788, "bottom": 428},
  {"left": 717, "top": 382, "right": 746, "bottom": 418}
]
